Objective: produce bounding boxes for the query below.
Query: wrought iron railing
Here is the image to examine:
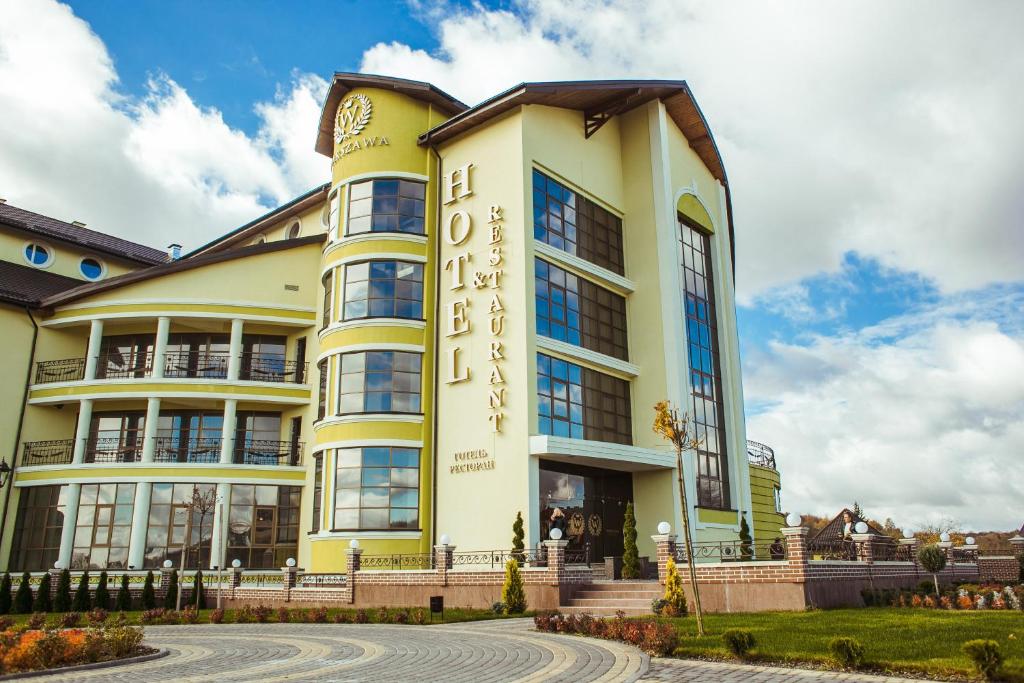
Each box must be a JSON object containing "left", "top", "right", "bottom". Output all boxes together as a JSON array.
[
  {"left": 239, "top": 353, "right": 308, "bottom": 384},
  {"left": 162, "top": 350, "right": 230, "bottom": 379},
  {"left": 234, "top": 440, "right": 302, "bottom": 466},
  {"left": 22, "top": 439, "right": 75, "bottom": 465},
  {"left": 85, "top": 437, "right": 144, "bottom": 463},
  {"left": 34, "top": 358, "right": 85, "bottom": 384},
  {"left": 299, "top": 573, "right": 348, "bottom": 587},
  {"left": 677, "top": 539, "right": 788, "bottom": 563},
  {"left": 452, "top": 549, "right": 544, "bottom": 568},
  {"left": 746, "top": 440, "right": 776, "bottom": 469},
  {"left": 96, "top": 352, "right": 153, "bottom": 380},
  {"left": 807, "top": 539, "right": 858, "bottom": 561},
  {"left": 360, "top": 553, "right": 435, "bottom": 570},
  {"left": 153, "top": 437, "right": 222, "bottom": 463}
]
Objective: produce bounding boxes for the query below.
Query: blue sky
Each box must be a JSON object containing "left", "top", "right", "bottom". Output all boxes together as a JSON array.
[{"left": 3, "top": 0, "right": 1022, "bottom": 530}]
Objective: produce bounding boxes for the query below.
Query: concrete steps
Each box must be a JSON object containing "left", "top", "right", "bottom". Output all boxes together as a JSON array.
[{"left": 560, "top": 580, "right": 661, "bottom": 617}]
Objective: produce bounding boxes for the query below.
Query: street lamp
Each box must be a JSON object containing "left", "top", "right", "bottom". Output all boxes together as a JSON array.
[
  {"left": 215, "top": 494, "right": 225, "bottom": 610},
  {"left": 0, "top": 462, "right": 12, "bottom": 488}
]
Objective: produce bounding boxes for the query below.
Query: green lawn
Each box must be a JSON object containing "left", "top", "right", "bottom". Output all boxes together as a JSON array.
[{"left": 664, "top": 608, "right": 1024, "bottom": 680}]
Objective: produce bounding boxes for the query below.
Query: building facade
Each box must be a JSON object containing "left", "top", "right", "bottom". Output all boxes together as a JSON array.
[{"left": 0, "top": 74, "right": 782, "bottom": 574}]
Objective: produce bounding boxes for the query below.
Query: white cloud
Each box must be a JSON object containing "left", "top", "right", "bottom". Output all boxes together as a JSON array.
[
  {"left": 361, "top": 0, "right": 1024, "bottom": 301},
  {"left": 0, "top": 0, "right": 328, "bottom": 251},
  {"left": 745, "top": 310, "right": 1024, "bottom": 531}
]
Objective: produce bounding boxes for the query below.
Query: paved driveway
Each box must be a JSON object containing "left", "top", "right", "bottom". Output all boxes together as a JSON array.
[{"left": 32, "top": 619, "right": 924, "bottom": 682}]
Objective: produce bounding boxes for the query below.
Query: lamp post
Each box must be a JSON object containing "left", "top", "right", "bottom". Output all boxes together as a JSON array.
[
  {"left": 216, "top": 494, "right": 225, "bottom": 610},
  {"left": 0, "top": 462, "right": 11, "bottom": 488}
]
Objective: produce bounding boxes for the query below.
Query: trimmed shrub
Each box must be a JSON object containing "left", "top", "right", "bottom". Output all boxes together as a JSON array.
[
  {"left": 412, "top": 608, "right": 428, "bottom": 625},
  {"left": 0, "top": 573, "right": 12, "bottom": 614},
  {"left": 354, "top": 608, "right": 368, "bottom": 624},
  {"left": 917, "top": 544, "right": 947, "bottom": 596},
  {"left": 332, "top": 611, "right": 352, "bottom": 624},
  {"left": 392, "top": 609, "right": 410, "bottom": 624},
  {"left": 192, "top": 570, "right": 206, "bottom": 609},
  {"left": 162, "top": 570, "right": 178, "bottom": 610},
  {"left": 512, "top": 511, "right": 526, "bottom": 565},
  {"left": 86, "top": 608, "right": 108, "bottom": 626},
  {"left": 53, "top": 569, "right": 72, "bottom": 613},
  {"left": 27, "top": 612, "right": 46, "bottom": 629},
  {"left": 501, "top": 558, "right": 527, "bottom": 614},
  {"left": 115, "top": 574, "right": 132, "bottom": 612},
  {"left": 253, "top": 605, "right": 272, "bottom": 623},
  {"left": 14, "top": 572, "right": 33, "bottom": 614},
  {"left": 722, "top": 629, "right": 756, "bottom": 658},
  {"left": 828, "top": 637, "right": 865, "bottom": 668},
  {"left": 94, "top": 571, "right": 110, "bottom": 610},
  {"left": 962, "top": 640, "right": 1003, "bottom": 680},
  {"left": 33, "top": 574, "right": 52, "bottom": 613},
  {"left": 180, "top": 607, "right": 199, "bottom": 624},
  {"left": 310, "top": 606, "right": 329, "bottom": 623},
  {"left": 661, "top": 557, "right": 688, "bottom": 616},
  {"left": 277, "top": 606, "right": 291, "bottom": 623},
  {"left": 59, "top": 611, "right": 81, "bottom": 628},
  {"left": 621, "top": 502, "right": 640, "bottom": 579},
  {"left": 738, "top": 516, "right": 753, "bottom": 561},
  {"left": 141, "top": 608, "right": 166, "bottom": 624},
  {"left": 651, "top": 598, "right": 668, "bottom": 615},
  {"left": 141, "top": 570, "right": 156, "bottom": 609},
  {"left": 491, "top": 601, "right": 506, "bottom": 615},
  {"left": 72, "top": 571, "right": 91, "bottom": 612},
  {"left": 209, "top": 608, "right": 225, "bottom": 624}
]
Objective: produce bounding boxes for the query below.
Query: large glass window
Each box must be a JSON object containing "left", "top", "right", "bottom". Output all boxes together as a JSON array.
[
  {"left": 679, "top": 217, "right": 730, "bottom": 509},
  {"left": 10, "top": 485, "right": 65, "bottom": 571},
  {"left": 226, "top": 485, "right": 300, "bottom": 568},
  {"left": 97, "top": 334, "right": 154, "bottom": 379},
  {"left": 233, "top": 412, "right": 284, "bottom": 464},
  {"left": 153, "top": 411, "right": 223, "bottom": 463},
  {"left": 333, "top": 447, "right": 419, "bottom": 530},
  {"left": 144, "top": 483, "right": 217, "bottom": 569},
  {"left": 537, "top": 353, "right": 632, "bottom": 445},
  {"left": 89, "top": 412, "right": 146, "bottom": 463},
  {"left": 535, "top": 259, "right": 627, "bottom": 360},
  {"left": 532, "top": 170, "right": 624, "bottom": 274},
  {"left": 163, "top": 333, "right": 230, "bottom": 379},
  {"left": 338, "top": 351, "right": 421, "bottom": 414},
  {"left": 312, "top": 454, "right": 323, "bottom": 533},
  {"left": 322, "top": 271, "right": 334, "bottom": 328},
  {"left": 71, "top": 483, "right": 135, "bottom": 570},
  {"left": 343, "top": 260, "right": 424, "bottom": 320},
  {"left": 239, "top": 334, "right": 287, "bottom": 382},
  {"left": 347, "top": 179, "right": 425, "bottom": 235}
]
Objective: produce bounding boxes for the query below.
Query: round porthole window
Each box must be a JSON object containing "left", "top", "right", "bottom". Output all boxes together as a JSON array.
[
  {"left": 79, "top": 257, "right": 104, "bottom": 281},
  {"left": 287, "top": 222, "right": 301, "bottom": 239},
  {"left": 23, "top": 243, "right": 52, "bottom": 268}
]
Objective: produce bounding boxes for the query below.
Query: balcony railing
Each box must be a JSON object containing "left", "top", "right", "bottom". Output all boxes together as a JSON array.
[
  {"left": 153, "top": 437, "right": 222, "bottom": 463},
  {"left": 22, "top": 439, "right": 74, "bottom": 465},
  {"left": 34, "top": 352, "right": 309, "bottom": 385},
  {"left": 746, "top": 440, "right": 776, "bottom": 469},
  {"left": 85, "top": 437, "right": 144, "bottom": 463},
  {"left": 234, "top": 440, "right": 303, "bottom": 466}
]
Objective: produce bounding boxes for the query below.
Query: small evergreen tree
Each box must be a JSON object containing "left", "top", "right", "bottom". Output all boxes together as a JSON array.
[
  {"left": 0, "top": 573, "right": 12, "bottom": 614},
  {"left": 511, "top": 511, "right": 525, "bottom": 565},
  {"left": 141, "top": 570, "right": 156, "bottom": 609},
  {"left": 72, "top": 571, "right": 91, "bottom": 612},
  {"left": 14, "top": 572, "right": 33, "bottom": 614},
  {"left": 116, "top": 574, "right": 132, "bottom": 612},
  {"left": 662, "top": 557, "right": 688, "bottom": 616},
  {"left": 33, "top": 574, "right": 52, "bottom": 613},
  {"left": 739, "top": 515, "right": 754, "bottom": 561},
  {"left": 193, "top": 570, "right": 206, "bottom": 609},
  {"left": 621, "top": 501, "right": 640, "bottom": 579},
  {"left": 852, "top": 501, "right": 864, "bottom": 519},
  {"left": 163, "top": 570, "right": 178, "bottom": 610},
  {"left": 918, "top": 544, "right": 947, "bottom": 596},
  {"left": 501, "top": 558, "right": 527, "bottom": 614},
  {"left": 94, "top": 571, "right": 110, "bottom": 610},
  {"left": 54, "top": 569, "right": 72, "bottom": 612}
]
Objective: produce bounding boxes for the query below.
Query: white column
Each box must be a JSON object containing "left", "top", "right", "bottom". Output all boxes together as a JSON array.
[
  {"left": 219, "top": 399, "right": 237, "bottom": 464},
  {"left": 227, "top": 318, "right": 244, "bottom": 381},
  {"left": 71, "top": 399, "right": 93, "bottom": 464},
  {"left": 152, "top": 316, "right": 171, "bottom": 379},
  {"left": 57, "top": 483, "right": 81, "bottom": 569},
  {"left": 126, "top": 483, "right": 152, "bottom": 569},
  {"left": 210, "top": 483, "right": 230, "bottom": 569},
  {"left": 83, "top": 319, "right": 104, "bottom": 380},
  {"left": 140, "top": 397, "right": 160, "bottom": 463}
]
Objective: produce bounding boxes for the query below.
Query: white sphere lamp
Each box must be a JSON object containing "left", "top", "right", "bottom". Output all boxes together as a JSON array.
[
  {"left": 902, "top": 529, "right": 914, "bottom": 539},
  {"left": 231, "top": 559, "right": 241, "bottom": 569},
  {"left": 348, "top": 539, "right": 360, "bottom": 549},
  {"left": 657, "top": 521, "right": 671, "bottom": 535},
  {"left": 940, "top": 532, "right": 951, "bottom": 543},
  {"left": 439, "top": 533, "right": 451, "bottom": 546},
  {"left": 965, "top": 536, "right": 975, "bottom": 546},
  {"left": 785, "top": 512, "right": 801, "bottom": 528},
  {"left": 854, "top": 521, "right": 868, "bottom": 534},
  {"left": 162, "top": 560, "right": 173, "bottom": 568},
  {"left": 549, "top": 527, "right": 563, "bottom": 541},
  {"left": 286, "top": 557, "right": 296, "bottom": 567}
]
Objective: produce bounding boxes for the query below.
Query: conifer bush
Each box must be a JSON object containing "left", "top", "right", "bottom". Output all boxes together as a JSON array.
[
  {"left": 32, "top": 573, "right": 51, "bottom": 613},
  {"left": 621, "top": 501, "right": 640, "bottom": 579},
  {"left": 722, "top": 629, "right": 756, "bottom": 658},
  {"left": 72, "top": 571, "right": 91, "bottom": 612},
  {"left": 94, "top": 571, "right": 110, "bottom": 610},
  {"left": 53, "top": 569, "right": 71, "bottom": 612},
  {"left": 962, "top": 640, "right": 1003, "bottom": 680},
  {"left": 0, "top": 573, "right": 12, "bottom": 614},
  {"left": 501, "top": 558, "right": 527, "bottom": 613},
  {"left": 163, "top": 570, "right": 178, "bottom": 610},
  {"left": 141, "top": 570, "right": 156, "bottom": 609},
  {"left": 511, "top": 511, "right": 526, "bottom": 565},
  {"left": 115, "top": 574, "right": 132, "bottom": 612},
  {"left": 828, "top": 636, "right": 865, "bottom": 668},
  {"left": 14, "top": 572, "right": 33, "bottom": 614},
  {"left": 193, "top": 570, "right": 206, "bottom": 609},
  {"left": 661, "top": 557, "right": 688, "bottom": 616}
]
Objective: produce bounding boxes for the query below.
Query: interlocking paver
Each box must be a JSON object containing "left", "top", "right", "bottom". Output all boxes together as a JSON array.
[{"left": 26, "top": 619, "right": 928, "bottom": 683}]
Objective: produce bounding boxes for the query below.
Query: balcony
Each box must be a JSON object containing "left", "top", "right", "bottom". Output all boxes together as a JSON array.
[
  {"left": 34, "top": 353, "right": 308, "bottom": 385},
  {"left": 746, "top": 440, "right": 776, "bottom": 470},
  {"left": 21, "top": 438, "right": 303, "bottom": 468}
]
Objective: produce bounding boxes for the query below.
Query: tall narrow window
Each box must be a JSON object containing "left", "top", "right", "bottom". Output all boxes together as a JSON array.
[
  {"left": 326, "top": 188, "right": 341, "bottom": 238},
  {"left": 679, "top": 217, "right": 729, "bottom": 509},
  {"left": 312, "top": 454, "right": 323, "bottom": 533},
  {"left": 10, "top": 485, "right": 65, "bottom": 571},
  {"left": 346, "top": 179, "right": 426, "bottom": 235},
  {"left": 322, "top": 271, "right": 334, "bottom": 328},
  {"left": 317, "top": 359, "right": 328, "bottom": 420}
]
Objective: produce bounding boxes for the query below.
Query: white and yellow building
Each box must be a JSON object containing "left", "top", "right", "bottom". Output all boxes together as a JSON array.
[{"left": 0, "top": 74, "right": 783, "bottom": 574}]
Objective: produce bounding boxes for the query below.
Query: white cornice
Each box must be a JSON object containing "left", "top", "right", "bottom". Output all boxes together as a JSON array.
[
  {"left": 533, "top": 241, "right": 635, "bottom": 294},
  {"left": 318, "top": 318, "right": 426, "bottom": 342},
  {"left": 313, "top": 413, "right": 424, "bottom": 428},
  {"left": 311, "top": 439, "right": 423, "bottom": 454},
  {"left": 535, "top": 336, "right": 639, "bottom": 378},
  {"left": 315, "top": 342, "right": 424, "bottom": 362},
  {"left": 529, "top": 435, "right": 675, "bottom": 470}
]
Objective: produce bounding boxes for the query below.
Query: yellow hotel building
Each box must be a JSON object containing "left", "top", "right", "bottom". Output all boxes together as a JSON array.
[{"left": 0, "top": 75, "right": 783, "bottom": 574}]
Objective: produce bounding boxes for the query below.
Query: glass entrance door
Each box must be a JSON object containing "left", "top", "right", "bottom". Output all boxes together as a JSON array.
[{"left": 538, "top": 460, "right": 632, "bottom": 562}]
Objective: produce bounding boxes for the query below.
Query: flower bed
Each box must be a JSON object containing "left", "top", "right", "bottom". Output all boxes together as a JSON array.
[
  {"left": 862, "top": 582, "right": 1024, "bottom": 610},
  {"left": 533, "top": 611, "right": 678, "bottom": 655},
  {"left": 0, "top": 624, "right": 146, "bottom": 675}
]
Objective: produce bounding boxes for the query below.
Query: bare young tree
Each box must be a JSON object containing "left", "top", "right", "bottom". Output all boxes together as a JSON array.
[{"left": 176, "top": 485, "right": 217, "bottom": 611}]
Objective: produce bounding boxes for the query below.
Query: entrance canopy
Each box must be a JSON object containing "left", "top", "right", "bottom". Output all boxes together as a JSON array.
[{"left": 529, "top": 435, "right": 675, "bottom": 473}]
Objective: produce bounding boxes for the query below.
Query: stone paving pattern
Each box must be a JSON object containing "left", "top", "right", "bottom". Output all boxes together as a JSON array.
[{"left": 30, "top": 619, "right": 926, "bottom": 682}]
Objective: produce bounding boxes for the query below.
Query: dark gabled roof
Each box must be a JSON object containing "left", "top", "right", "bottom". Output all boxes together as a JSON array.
[
  {"left": 0, "top": 202, "right": 166, "bottom": 265},
  {"left": 315, "top": 73, "right": 468, "bottom": 157},
  {"left": 187, "top": 183, "right": 330, "bottom": 257},
  {"left": 809, "top": 509, "right": 886, "bottom": 546},
  {"left": 40, "top": 233, "right": 326, "bottom": 309},
  {"left": 0, "top": 260, "right": 83, "bottom": 307}
]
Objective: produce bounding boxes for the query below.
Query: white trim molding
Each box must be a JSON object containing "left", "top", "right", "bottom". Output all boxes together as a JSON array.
[
  {"left": 318, "top": 318, "right": 426, "bottom": 341},
  {"left": 313, "top": 413, "right": 424, "bottom": 429},
  {"left": 309, "top": 530, "right": 422, "bottom": 541},
  {"left": 312, "top": 438, "right": 423, "bottom": 454},
  {"left": 332, "top": 170, "right": 429, "bottom": 190},
  {"left": 529, "top": 435, "right": 675, "bottom": 471},
  {"left": 534, "top": 241, "right": 635, "bottom": 295},
  {"left": 536, "top": 336, "right": 639, "bottom": 378},
  {"left": 315, "top": 342, "right": 425, "bottom": 362},
  {"left": 321, "top": 251, "right": 428, "bottom": 277},
  {"left": 323, "top": 232, "right": 428, "bottom": 259}
]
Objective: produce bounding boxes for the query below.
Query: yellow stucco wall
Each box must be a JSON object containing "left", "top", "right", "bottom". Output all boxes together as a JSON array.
[
  {"left": 749, "top": 464, "right": 785, "bottom": 544},
  {"left": 0, "top": 229, "right": 142, "bottom": 282}
]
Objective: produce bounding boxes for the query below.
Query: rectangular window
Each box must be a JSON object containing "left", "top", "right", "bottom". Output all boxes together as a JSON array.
[
  {"left": 338, "top": 351, "right": 422, "bottom": 414},
  {"left": 10, "top": 485, "right": 65, "bottom": 571},
  {"left": 322, "top": 270, "right": 334, "bottom": 329},
  {"left": 71, "top": 483, "right": 135, "bottom": 570},
  {"left": 233, "top": 412, "right": 285, "bottom": 465},
  {"left": 535, "top": 258, "right": 628, "bottom": 360},
  {"left": 97, "top": 334, "right": 154, "bottom": 379},
  {"left": 333, "top": 447, "right": 419, "bottom": 530},
  {"left": 327, "top": 188, "right": 341, "bottom": 238},
  {"left": 163, "top": 333, "right": 230, "bottom": 379},
  {"left": 312, "top": 454, "right": 323, "bottom": 532},
  {"left": 532, "top": 169, "right": 624, "bottom": 274},
  {"left": 343, "top": 260, "right": 424, "bottom": 320},
  {"left": 239, "top": 334, "right": 288, "bottom": 382},
  {"left": 679, "top": 217, "right": 730, "bottom": 509},
  {"left": 346, "top": 179, "right": 426, "bottom": 235},
  {"left": 536, "top": 353, "right": 632, "bottom": 445},
  {"left": 88, "top": 412, "right": 146, "bottom": 463},
  {"left": 144, "top": 482, "right": 217, "bottom": 569},
  {"left": 317, "top": 359, "right": 328, "bottom": 420},
  {"left": 226, "top": 485, "right": 300, "bottom": 569},
  {"left": 153, "top": 410, "right": 223, "bottom": 463}
]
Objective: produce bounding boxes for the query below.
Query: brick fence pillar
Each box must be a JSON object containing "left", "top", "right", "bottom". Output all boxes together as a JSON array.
[
  {"left": 852, "top": 533, "right": 874, "bottom": 564},
  {"left": 159, "top": 566, "right": 175, "bottom": 599},
  {"left": 899, "top": 537, "right": 919, "bottom": 576},
  {"left": 782, "top": 525, "right": 810, "bottom": 573},
  {"left": 229, "top": 567, "right": 241, "bottom": 598},
  {"left": 48, "top": 568, "right": 62, "bottom": 596},
  {"left": 281, "top": 565, "right": 301, "bottom": 602},
  {"left": 542, "top": 540, "right": 568, "bottom": 585},
  {"left": 651, "top": 534, "right": 678, "bottom": 585},
  {"left": 938, "top": 541, "right": 954, "bottom": 562},
  {"left": 1010, "top": 536, "right": 1024, "bottom": 558},
  {"left": 345, "top": 548, "right": 362, "bottom": 604},
  {"left": 434, "top": 544, "right": 454, "bottom": 586}
]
